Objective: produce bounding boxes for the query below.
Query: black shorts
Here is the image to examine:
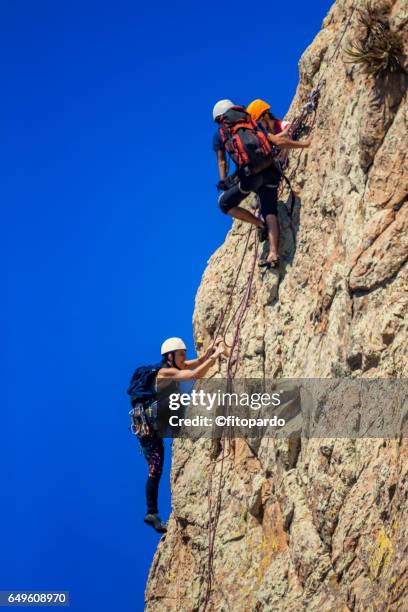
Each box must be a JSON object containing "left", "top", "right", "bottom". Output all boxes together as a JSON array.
[
  {"left": 218, "top": 182, "right": 251, "bottom": 213},
  {"left": 218, "top": 164, "right": 281, "bottom": 219}
]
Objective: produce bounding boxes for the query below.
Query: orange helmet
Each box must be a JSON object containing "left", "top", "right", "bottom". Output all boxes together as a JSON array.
[{"left": 247, "top": 99, "right": 271, "bottom": 122}]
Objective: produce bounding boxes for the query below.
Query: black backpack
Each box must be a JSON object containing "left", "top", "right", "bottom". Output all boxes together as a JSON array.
[{"left": 127, "top": 364, "right": 162, "bottom": 436}]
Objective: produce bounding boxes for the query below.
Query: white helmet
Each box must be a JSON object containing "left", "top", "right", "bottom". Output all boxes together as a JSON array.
[
  {"left": 161, "top": 337, "right": 187, "bottom": 355},
  {"left": 212, "top": 99, "right": 234, "bottom": 121}
]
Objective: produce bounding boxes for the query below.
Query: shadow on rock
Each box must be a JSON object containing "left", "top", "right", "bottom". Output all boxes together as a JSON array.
[{"left": 276, "top": 193, "right": 302, "bottom": 281}]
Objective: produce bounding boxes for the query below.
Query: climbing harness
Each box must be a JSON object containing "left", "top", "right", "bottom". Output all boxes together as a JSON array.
[{"left": 129, "top": 401, "right": 160, "bottom": 437}]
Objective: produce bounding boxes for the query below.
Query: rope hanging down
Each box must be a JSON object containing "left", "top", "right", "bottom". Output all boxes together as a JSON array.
[{"left": 203, "top": 222, "right": 260, "bottom": 611}]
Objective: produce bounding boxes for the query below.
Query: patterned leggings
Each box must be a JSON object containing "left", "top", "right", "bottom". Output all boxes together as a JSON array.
[{"left": 139, "top": 434, "right": 164, "bottom": 515}]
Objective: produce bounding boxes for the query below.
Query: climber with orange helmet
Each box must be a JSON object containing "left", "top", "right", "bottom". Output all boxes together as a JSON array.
[
  {"left": 243, "top": 99, "right": 312, "bottom": 267},
  {"left": 128, "top": 337, "right": 225, "bottom": 533},
  {"left": 247, "top": 99, "right": 312, "bottom": 151}
]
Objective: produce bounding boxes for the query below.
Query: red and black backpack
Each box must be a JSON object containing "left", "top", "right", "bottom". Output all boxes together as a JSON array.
[{"left": 218, "top": 106, "right": 273, "bottom": 170}]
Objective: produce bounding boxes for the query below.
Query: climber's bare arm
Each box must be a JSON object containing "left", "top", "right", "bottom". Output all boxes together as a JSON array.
[
  {"left": 217, "top": 150, "right": 228, "bottom": 180},
  {"left": 268, "top": 131, "right": 311, "bottom": 150}
]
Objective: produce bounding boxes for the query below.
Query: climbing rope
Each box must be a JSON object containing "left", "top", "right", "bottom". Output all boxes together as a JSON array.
[
  {"left": 212, "top": 224, "right": 256, "bottom": 347},
  {"left": 204, "top": 435, "right": 226, "bottom": 610},
  {"left": 202, "top": 222, "right": 260, "bottom": 611}
]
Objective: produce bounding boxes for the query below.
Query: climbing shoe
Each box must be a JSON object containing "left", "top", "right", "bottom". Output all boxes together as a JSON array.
[
  {"left": 258, "top": 225, "right": 268, "bottom": 243},
  {"left": 144, "top": 513, "right": 167, "bottom": 533}
]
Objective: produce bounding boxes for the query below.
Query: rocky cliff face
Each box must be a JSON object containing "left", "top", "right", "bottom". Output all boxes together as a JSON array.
[{"left": 146, "top": 0, "right": 408, "bottom": 609}]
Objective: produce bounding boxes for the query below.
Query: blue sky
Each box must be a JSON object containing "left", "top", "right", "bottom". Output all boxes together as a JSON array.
[{"left": 2, "top": 1, "right": 333, "bottom": 610}]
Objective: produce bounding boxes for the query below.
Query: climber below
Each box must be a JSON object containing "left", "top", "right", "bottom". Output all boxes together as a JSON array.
[
  {"left": 213, "top": 99, "right": 311, "bottom": 268},
  {"left": 128, "top": 337, "right": 225, "bottom": 533}
]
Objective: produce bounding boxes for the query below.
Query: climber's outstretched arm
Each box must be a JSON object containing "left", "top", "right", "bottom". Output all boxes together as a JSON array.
[
  {"left": 268, "top": 130, "right": 311, "bottom": 150},
  {"left": 158, "top": 343, "right": 225, "bottom": 381}
]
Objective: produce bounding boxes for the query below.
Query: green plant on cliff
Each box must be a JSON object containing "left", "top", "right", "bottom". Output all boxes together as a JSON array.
[{"left": 344, "top": 1, "right": 405, "bottom": 78}]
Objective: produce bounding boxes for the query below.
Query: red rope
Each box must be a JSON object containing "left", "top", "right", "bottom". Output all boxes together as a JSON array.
[
  {"left": 211, "top": 225, "right": 255, "bottom": 347},
  {"left": 203, "top": 223, "right": 260, "bottom": 611}
]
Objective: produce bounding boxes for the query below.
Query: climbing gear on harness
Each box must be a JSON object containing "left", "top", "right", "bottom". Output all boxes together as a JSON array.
[
  {"left": 218, "top": 106, "right": 273, "bottom": 172},
  {"left": 130, "top": 403, "right": 149, "bottom": 437},
  {"left": 160, "top": 337, "right": 187, "bottom": 355},
  {"left": 127, "top": 363, "right": 162, "bottom": 437},
  {"left": 144, "top": 513, "right": 167, "bottom": 533},
  {"left": 129, "top": 401, "right": 160, "bottom": 437},
  {"left": 213, "top": 99, "right": 235, "bottom": 121}
]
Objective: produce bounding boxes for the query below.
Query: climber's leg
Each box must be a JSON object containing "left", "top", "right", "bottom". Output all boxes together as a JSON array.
[
  {"left": 258, "top": 183, "right": 279, "bottom": 265},
  {"left": 139, "top": 435, "right": 166, "bottom": 532},
  {"left": 265, "top": 213, "right": 279, "bottom": 263},
  {"left": 228, "top": 206, "right": 264, "bottom": 228},
  {"left": 219, "top": 183, "right": 264, "bottom": 228}
]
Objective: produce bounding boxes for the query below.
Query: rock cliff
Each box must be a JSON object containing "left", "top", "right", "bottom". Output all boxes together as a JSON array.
[{"left": 146, "top": 0, "right": 408, "bottom": 609}]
